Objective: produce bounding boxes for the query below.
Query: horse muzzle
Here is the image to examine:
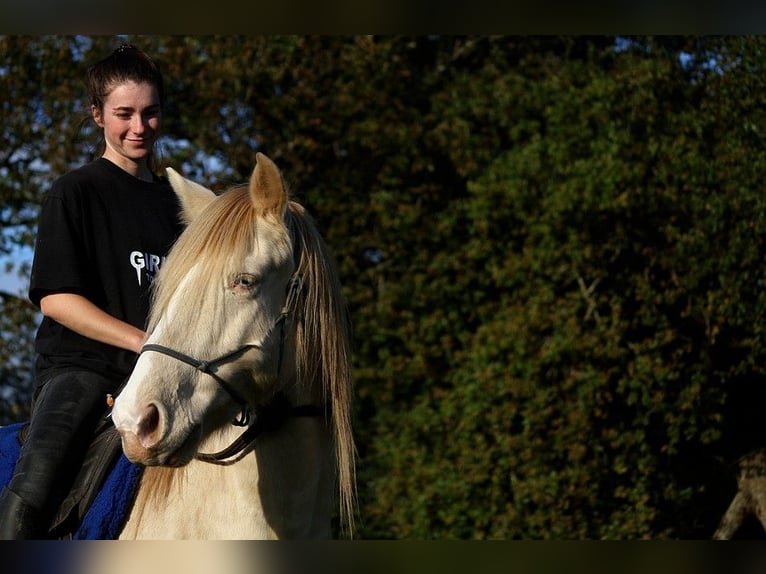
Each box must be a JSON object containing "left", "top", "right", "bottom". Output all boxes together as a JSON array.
[{"left": 113, "top": 397, "right": 200, "bottom": 466}]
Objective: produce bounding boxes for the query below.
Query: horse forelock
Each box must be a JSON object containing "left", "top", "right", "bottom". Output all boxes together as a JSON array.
[{"left": 148, "top": 186, "right": 263, "bottom": 332}]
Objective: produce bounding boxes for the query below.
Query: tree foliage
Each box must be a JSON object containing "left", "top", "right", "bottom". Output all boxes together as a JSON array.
[{"left": 1, "top": 35, "right": 765, "bottom": 539}]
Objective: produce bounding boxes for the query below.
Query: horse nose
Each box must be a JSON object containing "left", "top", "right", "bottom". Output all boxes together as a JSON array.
[
  {"left": 113, "top": 400, "right": 165, "bottom": 462},
  {"left": 137, "top": 403, "right": 161, "bottom": 448}
]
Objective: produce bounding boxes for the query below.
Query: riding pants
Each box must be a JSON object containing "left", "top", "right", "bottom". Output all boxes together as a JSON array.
[{"left": 0, "top": 369, "right": 120, "bottom": 538}]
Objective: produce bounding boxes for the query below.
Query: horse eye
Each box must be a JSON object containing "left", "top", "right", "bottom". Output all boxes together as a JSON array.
[{"left": 230, "top": 273, "right": 258, "bottom": 293}]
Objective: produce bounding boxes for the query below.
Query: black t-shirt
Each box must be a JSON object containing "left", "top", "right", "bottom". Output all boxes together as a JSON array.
[{"left": 29, "top": 158, "right": 184, "bottom": 381}]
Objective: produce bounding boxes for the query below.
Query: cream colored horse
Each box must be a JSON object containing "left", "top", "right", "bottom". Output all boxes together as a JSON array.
[{"left": 111, "top": 153, "right": 355, "bottom": 539}]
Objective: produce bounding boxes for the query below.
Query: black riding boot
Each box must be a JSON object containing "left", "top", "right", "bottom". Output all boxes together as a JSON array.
[{"left": 0, "top": 487, "right": 46, "bottom": 539}]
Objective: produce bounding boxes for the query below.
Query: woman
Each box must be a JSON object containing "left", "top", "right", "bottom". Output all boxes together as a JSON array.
[{"left": 0, "top": 43, "right": 184, "bottom": 538}]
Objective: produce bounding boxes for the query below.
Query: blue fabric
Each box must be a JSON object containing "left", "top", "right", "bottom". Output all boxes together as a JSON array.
[
  {"left": 0, "top": 423, "right": 23, "bottom": 487},
  {"left": 0, "top": 422, "right": 142, "bottom": 539}
]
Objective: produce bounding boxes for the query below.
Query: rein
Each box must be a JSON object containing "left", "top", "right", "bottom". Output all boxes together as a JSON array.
[
  {"left": 195, "top": 398, "right": 323, "bottom": 464},
  {"left": 138, "top": 274, "right": 321, "bottom": 463}
]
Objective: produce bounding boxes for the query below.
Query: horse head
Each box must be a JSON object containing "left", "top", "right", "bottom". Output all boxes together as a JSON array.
[{"left": 112, "top": 153, "right": 302, "bottom": 467}]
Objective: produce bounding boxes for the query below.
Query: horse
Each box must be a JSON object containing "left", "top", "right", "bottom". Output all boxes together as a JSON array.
[
  {"left": 713, "top": 449, "right": 766, "bottom": 539},
  {"left": 108, "top": 152, "right": 356, "bottom": 539}
]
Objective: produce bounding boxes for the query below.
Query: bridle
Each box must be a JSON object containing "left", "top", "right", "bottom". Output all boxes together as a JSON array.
[{"left": 139, "top": 274, "right": 323, "bottom": 464}]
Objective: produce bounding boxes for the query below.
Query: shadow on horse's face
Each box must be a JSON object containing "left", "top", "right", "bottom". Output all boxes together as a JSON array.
[{"left": 112, "top": 153, "right": 295, "bottom": 466}]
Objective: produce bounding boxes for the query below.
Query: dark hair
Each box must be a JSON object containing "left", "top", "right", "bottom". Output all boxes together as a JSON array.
[{"left": 87, "top": 43, "right": 165, "bottom": 111}]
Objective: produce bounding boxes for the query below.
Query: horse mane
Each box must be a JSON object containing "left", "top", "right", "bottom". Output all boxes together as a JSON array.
[
  {"left": 286, "top": 200, "right": 357, "bottom": 535},
  {"left": 143, "top": 185, "right": 357, "bottom": 535}
]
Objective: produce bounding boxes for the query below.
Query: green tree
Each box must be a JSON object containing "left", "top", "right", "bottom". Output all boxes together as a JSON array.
[{"left": 357, "top": 36, "right": 766, "bottom": 538}]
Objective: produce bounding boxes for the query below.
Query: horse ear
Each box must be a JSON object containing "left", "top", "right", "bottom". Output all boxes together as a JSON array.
[
  {"left": 249, "top": 152, "right": 287, "bottom": 216},
  {"left": 166, "top": 167, "right": 217, "bottom": 225}
]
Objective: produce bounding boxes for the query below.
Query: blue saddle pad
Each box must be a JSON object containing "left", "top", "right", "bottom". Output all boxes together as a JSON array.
[{"left": 0, "top": 422, "right": 143, "bottom": 539}]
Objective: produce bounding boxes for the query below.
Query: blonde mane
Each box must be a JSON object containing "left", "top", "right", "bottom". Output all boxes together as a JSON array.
[
  {"left": 140, "top": 186, "right": 357, "bottom": 534},
  {"left": 286, "top": 201, "right": 357, "bottom": 534}
]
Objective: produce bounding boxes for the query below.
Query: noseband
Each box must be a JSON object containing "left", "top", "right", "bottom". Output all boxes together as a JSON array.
[
  {"left": 140, "top": 343, "right": 254, "bottom": 422},
  {"left": 138, "top": 274, "right": 322, "bottom": 463}
]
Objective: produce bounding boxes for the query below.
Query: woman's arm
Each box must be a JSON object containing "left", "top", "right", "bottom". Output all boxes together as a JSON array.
[{"left": 39, "top": 292, "right": 146, "bottom": 354}]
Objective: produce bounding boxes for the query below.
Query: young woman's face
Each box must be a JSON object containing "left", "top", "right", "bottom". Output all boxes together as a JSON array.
[{"left": 92, "top": 80, "right": 162, "bottom": 171}]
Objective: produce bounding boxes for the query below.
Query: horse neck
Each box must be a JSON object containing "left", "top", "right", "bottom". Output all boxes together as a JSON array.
[{"left": 120, "top": 416, "right": 334, "bottom": 539}]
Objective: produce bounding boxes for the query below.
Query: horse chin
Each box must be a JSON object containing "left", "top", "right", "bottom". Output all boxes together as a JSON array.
[
  {"left": 162, "top": 424, "right": 204, "bottom": 467},
  {"left": 121, "top": 424, "right": 203, "bottom": 467}
]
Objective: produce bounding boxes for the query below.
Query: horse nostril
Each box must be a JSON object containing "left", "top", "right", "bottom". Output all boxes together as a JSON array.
[{"left": 137, "top": 403, "right": 161, "bottom": 449}]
